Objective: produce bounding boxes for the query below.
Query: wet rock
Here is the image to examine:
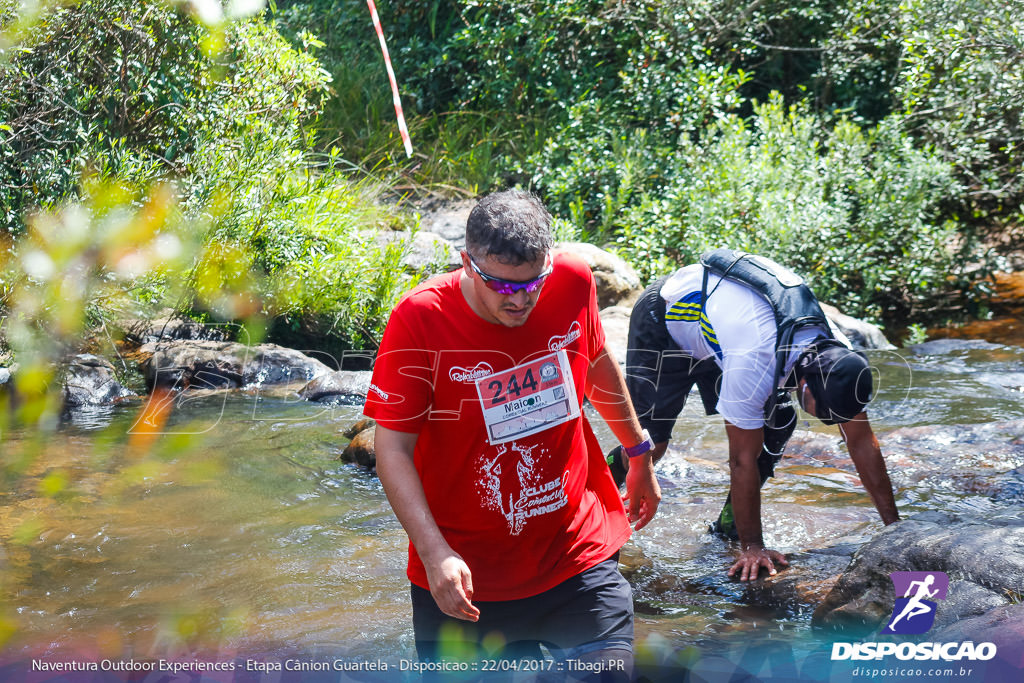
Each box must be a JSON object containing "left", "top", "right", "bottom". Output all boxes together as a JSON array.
[
  {"left": 140, "top": 340, "right": 331, "bottom": 392},
  {"left": 62, "top": 354, "right": 136, "bottom": 407},
  {"left": 989, "top": 465, "right": 1024, "bottom": 502},
  {"left": 744, "top": 552, "right": 849, "bottom": 611},
  {"left": 932, "top": 580, "right": 1008, "bottom": 630},
  {"left": 343, "top": 417, "right": 376, "bottom": 440},
  {"left": 878, "top": 420, "right": 1024, "bottom": 495},
  {"left": 242, "top": 346, "right": 332, "bottom": 387},
  {"left": 119, "top": 316, "right": 232, "bottom": 347},
  {"left": 618, "top": 542, "right": 655, "bottom": 577},
  {"left": 820, "top": 303, "right": 895, "bottom": 350},
  {"left": 342, "top": 427, "right": 376, "bottom": 470},
  {"left": 781, "top": 432, "right": 853, "bottom": 469},
  {"left": 625, "top": 540, "right": 850, "bottom": 622},
  {"left": 299, "top": 371, "right": 371, "bottom": 405},
  {"left": 556, "top": 242, "right": 642, "bottom": 309},
  {"left": 416, "top": 197, "right": 473, "bottom": 252},
  {"left": 930, "top": 603, "right": 1024, "bottom": 651},
  {"left": 812, "top": 510, "right": 1024, "bottom": 635}
]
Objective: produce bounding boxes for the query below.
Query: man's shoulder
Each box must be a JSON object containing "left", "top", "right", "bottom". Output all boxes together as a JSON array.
[
  {"left": 660, "top": 264, "right": 704, "bottom": 303},
  {"left": 393, "top": 270, "right": 460, "bottom": 317},
  {"left": 550, "top": 250, "right": 596, "bottom": 287}
]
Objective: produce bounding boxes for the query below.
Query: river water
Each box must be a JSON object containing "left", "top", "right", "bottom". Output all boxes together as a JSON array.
[{"left": 1, "top": 340, "right": 1022, "bottom": 677}]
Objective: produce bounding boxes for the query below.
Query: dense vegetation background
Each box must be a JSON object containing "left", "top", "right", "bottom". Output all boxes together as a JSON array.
[
  {"left": 2, "top": 0, "right": 1023, "bottom": 376},
  {"left": 2, "top": 0, "right": 1022, "bottom": 654}
]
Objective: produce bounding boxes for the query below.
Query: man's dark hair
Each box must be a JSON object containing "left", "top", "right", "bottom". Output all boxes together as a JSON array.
[{"left": 465, "top": 189, "right": 553, "bottom": 265}]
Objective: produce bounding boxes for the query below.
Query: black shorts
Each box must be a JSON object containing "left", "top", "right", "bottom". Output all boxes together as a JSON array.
[
  {"left": 411, "top": 555, "right": 633, "bottom": 663},
  {"left": 625, "top": 277, "right": 722, "bottom": 445}
]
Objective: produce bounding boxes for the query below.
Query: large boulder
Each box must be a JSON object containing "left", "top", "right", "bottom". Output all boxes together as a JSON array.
[
  {"left": 812, "top": 510, "right": 1024, "bottom": 636},
  {"left": 930, "top": 604, "right": 1024, "bottom": 663},
  {"left": 140, "top": 340, "right": 332, "bottom": 392},
  {"left": 118, "top": 315, "right": 232, "bottom": 347},
  {"left": 556, "top": 242, "right": 642, "bottom": 309},
  {"left": 820, "top": 303, "right": 895, "bottom": 350},
  {"left": 416, "top": 197, "right": 474, "bottom": 252},
  {"left": 599, "top": 305, "right": 632, "bottom": 366},
  {"left": 62, "top": 354, "right": 136, "bottom": 407}
]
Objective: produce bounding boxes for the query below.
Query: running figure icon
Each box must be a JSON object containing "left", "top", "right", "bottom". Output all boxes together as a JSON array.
[
  {"left": 882, "top": 571, "right": 949, "bottom": 635},
  {"left": 887, "top": 575, "right": 938, "bottom": 629}
]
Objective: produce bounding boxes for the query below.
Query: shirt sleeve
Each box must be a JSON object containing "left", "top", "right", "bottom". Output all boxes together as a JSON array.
[{"left": 363, "top": 304, "right": 435, "bottom": 433}]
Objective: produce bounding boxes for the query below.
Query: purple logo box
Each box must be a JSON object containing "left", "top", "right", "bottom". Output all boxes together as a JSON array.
[
  {"left": 890, "top": 571, "right": 949, "bottom": 599},
  {"left": 881, "top": 571, "right": 950, "bottom": 635}
]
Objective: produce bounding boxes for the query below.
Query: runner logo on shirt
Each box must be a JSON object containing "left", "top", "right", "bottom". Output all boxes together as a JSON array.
[
  {"left": 548, "top": 321, "right": 582, "bottom": 351},
  {"left": 478, "top": 441, "right": 569, "bottom": 535},
  {"left": 449, "top": 362, "right": 495, "bottom": 383}
]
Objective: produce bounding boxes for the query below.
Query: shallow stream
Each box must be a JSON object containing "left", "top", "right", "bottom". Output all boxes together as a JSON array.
[{"left": 1, "top": 339, "right": 1022, "bottom": 676}]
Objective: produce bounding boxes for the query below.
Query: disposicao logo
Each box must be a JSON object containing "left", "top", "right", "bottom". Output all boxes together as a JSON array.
[
  {"left": 882, "top": 571, "right": 948, "bottom": 635},
  {"left": 830, "top": 571, "right": 997, "bottom": 663}
]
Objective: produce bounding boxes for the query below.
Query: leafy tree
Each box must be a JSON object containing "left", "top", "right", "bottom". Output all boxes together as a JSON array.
[{"left": 1, "top": 0, "right": 417, "bottom": 355}]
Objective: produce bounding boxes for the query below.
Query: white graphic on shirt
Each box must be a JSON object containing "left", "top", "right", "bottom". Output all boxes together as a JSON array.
[
  {"left": 548, "top": 321, "right": 582, "bottom": 351},
  {"left": 449, "top": 362, "right": 494, "bottom": 383},
  {"left": 477, "top": 441, "right": 569, "bottom": 536},
  {"left": 368, "top": 383, "right": 389, "bottom": 400}
]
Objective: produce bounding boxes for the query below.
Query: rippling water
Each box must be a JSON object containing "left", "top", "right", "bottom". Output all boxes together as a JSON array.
[{"left": 1, "top": 340, "right": 1022, "bottom": 673}]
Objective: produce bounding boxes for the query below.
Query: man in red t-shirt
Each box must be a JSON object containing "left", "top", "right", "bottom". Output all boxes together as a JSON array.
[{"left": 365, "top": 190, "right": 660, "bottom": 675}]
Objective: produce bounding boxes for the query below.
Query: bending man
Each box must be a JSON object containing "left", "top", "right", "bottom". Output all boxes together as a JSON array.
[{"left": 609, "top": 249, "right": 899, "bottom": 581}]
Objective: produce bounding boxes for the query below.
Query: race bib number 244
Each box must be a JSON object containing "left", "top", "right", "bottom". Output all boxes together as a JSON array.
[{"left": 475, "top": 350, "right": 580, "bottom": 444}]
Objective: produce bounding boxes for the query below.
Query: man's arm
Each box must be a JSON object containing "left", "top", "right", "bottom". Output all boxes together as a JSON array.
[
  {"left": 839, "top": 414, "right": 900, "bottom": 525},
  {"left": 374, "top": 424, "right": 481, "bottom": 622},
  {"left": 585, "top": 342, "right": 661, "bottom": 530},
  {"left": 724, "top": 423, "right": 789, "bottom": 581}
]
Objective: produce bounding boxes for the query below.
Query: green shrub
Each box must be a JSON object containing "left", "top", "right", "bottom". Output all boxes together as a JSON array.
[
  {"left": 0, "top": 0, "right": 211, "bottom": 230},
  {"left": 514, "top": 52, "right": 749, "bottom": 239},
  {"left": 2, "top": 0, "right": 420, "bottom": 353},
  {"left": 892, "top": 0, "right": 1024, "bottom": 211},
  {"left": 616, "top": 95, "right": 963, "bottom": 325}
]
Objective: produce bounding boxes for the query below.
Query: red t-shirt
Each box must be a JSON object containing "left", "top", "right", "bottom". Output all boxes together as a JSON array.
[{"left": 364, "top": 252, "right": 630, "bottom": 601}]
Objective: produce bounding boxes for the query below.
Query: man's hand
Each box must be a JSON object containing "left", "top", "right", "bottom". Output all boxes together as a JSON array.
[
  {"left": 727, "top": 546, "right": 789, "bottom": 582},
  {"left": 422, "top": 549, "right": 480, "bottom": 622},
  {"left": 623, "top": 456, "right": 661, "bottom": 531}
]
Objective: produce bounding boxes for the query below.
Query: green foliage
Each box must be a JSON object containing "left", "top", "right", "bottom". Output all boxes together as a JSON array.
[
  {"left": 2, "top": 0, "right": 1020, "bottom": 352},
  {"left": 1, "top": 0, "right": 417, "bottom": 352},
  {"left": 707, "top": 0, "right": 1024, "bottom": 215},
  {"left": 616, "top": 96, "right": 963, "bottom": 323},
  {"left": 1, "top": 1, "right": 201, "bottom": 228},
  {"left": 905, "top": 323, "right": 929, "bottom": 345},
  {"left": 515, "top": 59, "right": 749, "bottom": 239},
  {"left": 892, "top": 0, "right": 1024, "bottom": 210},
  {"left": 0, "top": 176, "right": 194, "bottom": 428}
]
